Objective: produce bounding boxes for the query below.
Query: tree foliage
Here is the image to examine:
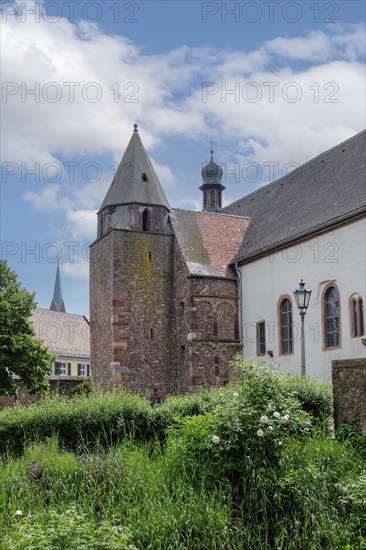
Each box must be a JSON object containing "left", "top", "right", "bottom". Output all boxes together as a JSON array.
[{"left": 0, "top": 261, "right": 55, "bottom": 396}]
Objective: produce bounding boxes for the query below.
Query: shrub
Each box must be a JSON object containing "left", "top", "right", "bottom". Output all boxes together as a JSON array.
[
  {"left": 0, "top": 390, "right": 155, "bottom": 457},
  {"left": 336, "top": 420, "right": 366, "bottom": 459},
  {"left": 3, "top": 507, "right": 137, "bottom": 549},
  {"left": 72, "top": 380, "right": 92, "bottom": 397},
  {"left": 167, "top": 360, "right": 313, "bottom": 487},
  {"left": 283, "top": 374, "right": 333, "bottom": 419}
]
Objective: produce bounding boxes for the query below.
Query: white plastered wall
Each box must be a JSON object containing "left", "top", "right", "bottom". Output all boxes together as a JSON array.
[{"left": 239, "top": 217, "right": 366, "bottom": 383}]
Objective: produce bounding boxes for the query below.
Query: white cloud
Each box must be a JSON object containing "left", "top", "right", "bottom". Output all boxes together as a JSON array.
[
  {"left": 264, "top": 25, "right": 366, "bottom": 62},
  {"left": 23, "top": 184, "right": 63, "bottom": 210},
  {"left": 66, "top": 209, "right": 97, "bottom": 240},
  {"left": 62, "top": 255, "right": 89, "bottom": 281},
  {"left": 2, "top": 2, "right": 365, "bottom": 245}
]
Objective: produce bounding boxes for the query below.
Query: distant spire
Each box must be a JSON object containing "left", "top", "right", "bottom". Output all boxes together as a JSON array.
[{"left": 49, "top": 261, "right": 66, "bottom": 313}]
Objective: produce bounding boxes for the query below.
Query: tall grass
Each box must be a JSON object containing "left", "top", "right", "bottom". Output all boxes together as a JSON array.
[{"left": 1, "top": 359, "right": 365, "bottom": 549}]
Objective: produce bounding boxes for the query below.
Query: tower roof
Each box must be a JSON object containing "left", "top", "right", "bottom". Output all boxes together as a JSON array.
[
  {"left": 100, "top": 124, "right": 170, "bottom": 212},
  {"left": 49, "top": 261, "right": 66, "bottom": 313},
  {"left": 200, "top": 146, "right": 224, "bottom": 187}
]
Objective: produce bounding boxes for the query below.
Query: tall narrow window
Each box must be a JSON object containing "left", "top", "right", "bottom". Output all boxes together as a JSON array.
[
  {"left": 324, "top": 286, "right": 340, "bottom": 348},
  {"left": 142, "top": 208, "right": 149, "bottom": 231},
  {"left": 256, "top": 322, "right": 266, "bottom": 356},
  {"left": 360, "top": 300, "right": 365, "bottom": 336},
  {"left": 209, "top": 189, "right": 216, "bottom": 207},
  {"left": 280, "top": 298, "right": 293, "bottom": 354},
  {"left": 350, "top": 296, "right": 364, "bottom": 337}
]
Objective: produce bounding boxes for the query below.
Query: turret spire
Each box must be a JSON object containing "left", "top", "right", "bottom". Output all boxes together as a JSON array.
[
  {"left": 50, "top": 261, "right": 66, "bottom": 313},
  {"left": 199, "top": 144, "right": 226, "bottom": 213}
]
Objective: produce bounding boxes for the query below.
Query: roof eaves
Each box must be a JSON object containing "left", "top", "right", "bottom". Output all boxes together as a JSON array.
[{"left": 236, "top": 207, "right": 366, "bottom": 264}]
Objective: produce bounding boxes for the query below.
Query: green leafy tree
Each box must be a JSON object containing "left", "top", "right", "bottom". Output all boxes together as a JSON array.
[{"left": 0, "top": 261, "right": 55, "bottom": 395}]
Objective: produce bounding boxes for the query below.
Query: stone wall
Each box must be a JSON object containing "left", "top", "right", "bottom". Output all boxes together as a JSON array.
[
  {"left": 91, "top": 227, "right": 176, "bottom": 398},
  {"left": 0, "top": 378, "right": 87, "bottom": 409},
  {"left": 332, "top": 358, "right": 366, "bottom": 435}
]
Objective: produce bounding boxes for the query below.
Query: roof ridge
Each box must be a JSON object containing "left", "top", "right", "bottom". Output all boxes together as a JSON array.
[
  {"left": 225, "top": 129, "right": 366, "bottom": 209},
  {"left": 171, "top": 207, "right": 250, "bottom": 220}
]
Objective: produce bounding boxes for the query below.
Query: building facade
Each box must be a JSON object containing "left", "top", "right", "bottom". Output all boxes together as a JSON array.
[
  {"left": 223, "top": 130, "right": 366, "bottom": 383},
  {"left": 90, "top": 126, "right": 366, "bottom": 396}
]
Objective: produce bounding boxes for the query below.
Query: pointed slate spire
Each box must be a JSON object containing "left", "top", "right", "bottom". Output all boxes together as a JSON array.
[
  {"left": 49, "top": 261, "right": 66, "bottom": 313},
  {"left": 99, "top": 124, "right": 170, "bottom": 212}
]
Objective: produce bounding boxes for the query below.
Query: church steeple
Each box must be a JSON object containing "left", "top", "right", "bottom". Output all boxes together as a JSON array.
[
  {"left": 99, "top": 123, "right": 170, "bottom": 212},
  {"left": 97, "top": 124, "right": 171, "bottom": 238},
  {"left": 199, "top": 143, "right": 225, "bottom": 212},
  {"left": 50, "top": 261, "right": 66, "bottom": 313}
]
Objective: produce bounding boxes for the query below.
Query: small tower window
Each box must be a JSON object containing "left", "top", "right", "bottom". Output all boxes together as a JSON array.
[
  {"left": 141, "top": 173, "right": 149, "bottom": 182},
  {"left": 142, "top": 208, "right": 149, "bottom": 231},
  {"left": 209, "top": 189, "right": 216, "bottom": 207}
]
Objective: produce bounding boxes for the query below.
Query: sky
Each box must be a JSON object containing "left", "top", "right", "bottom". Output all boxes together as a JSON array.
[{"left": 1, "top": 0, "right": 365, "bottom": 316}]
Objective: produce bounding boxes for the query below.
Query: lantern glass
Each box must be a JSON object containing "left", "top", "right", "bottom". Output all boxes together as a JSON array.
[{"left": 293, "top": 280, "right": 312, "bottom": 312}]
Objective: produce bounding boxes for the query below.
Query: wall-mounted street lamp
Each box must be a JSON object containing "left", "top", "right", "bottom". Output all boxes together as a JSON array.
[{"left": 293, "top": 279, "right": 312, "bottom": 376}]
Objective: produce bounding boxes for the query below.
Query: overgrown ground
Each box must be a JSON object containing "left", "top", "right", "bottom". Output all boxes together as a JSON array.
[{"left": 0, "top": 359, "right": 365, "bottom": 549}]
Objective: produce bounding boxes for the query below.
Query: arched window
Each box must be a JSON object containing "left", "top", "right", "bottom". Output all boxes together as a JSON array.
[
  {"left": 324, "top": 286, "right": 340, "bottom": 348},
  {"left": 350, "top": 296, "right": 364, "bottom": 337},
  {"left": 279, "top": 298, "right": 293, "bottom": 354}
]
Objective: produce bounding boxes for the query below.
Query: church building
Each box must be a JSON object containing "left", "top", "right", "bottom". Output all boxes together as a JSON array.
[{"left": 90, "top": 126, "right": 366, "bottom": 397}]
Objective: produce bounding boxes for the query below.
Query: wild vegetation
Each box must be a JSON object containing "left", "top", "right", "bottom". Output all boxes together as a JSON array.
[
  {"left": 0, "top": 359, "right": 365, "bottom": 549},
  {"left": 0, "top": 261, "right": 55, "bottom": 396}
]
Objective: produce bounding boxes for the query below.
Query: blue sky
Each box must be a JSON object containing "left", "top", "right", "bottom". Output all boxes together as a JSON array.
[{"left": 1, "top": 0, "right": 365, "bottom": 315}]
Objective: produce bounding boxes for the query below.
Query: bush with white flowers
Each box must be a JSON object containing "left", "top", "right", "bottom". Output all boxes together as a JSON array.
[{"left": 166, "top": 358, "right": 314, "bottom": 486}]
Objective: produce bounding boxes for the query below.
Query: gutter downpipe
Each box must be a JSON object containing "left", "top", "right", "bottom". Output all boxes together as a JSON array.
[{"left": 234, "top": 260, "right": 244, "bottom": 372}]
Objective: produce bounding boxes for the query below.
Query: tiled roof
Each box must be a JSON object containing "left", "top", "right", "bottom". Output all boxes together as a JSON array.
[
  {"left": 223, "top": 130, "right": 366, "bottom": 261},
  {"left": 31, "top": 308, "right": 90, "bottom": 359},
  {"left": 170, "top": 209, "right": 250, "bottom": 278}
]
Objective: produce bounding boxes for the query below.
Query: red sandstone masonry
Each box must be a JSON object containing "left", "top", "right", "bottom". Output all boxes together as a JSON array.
[
  {"left": 91, "top": 228, "right": 176, "bottom": 398},
  {"left": 332, "top": 358, "right": 366, "bottom": 435}
]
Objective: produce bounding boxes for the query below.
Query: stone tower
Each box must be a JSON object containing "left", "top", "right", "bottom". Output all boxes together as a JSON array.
[
  {"left": 90, "top": 124, "right": 176, "bottom": 397},
  {"left": 199, "top": 146, "right": 225, "bottom": 212}
]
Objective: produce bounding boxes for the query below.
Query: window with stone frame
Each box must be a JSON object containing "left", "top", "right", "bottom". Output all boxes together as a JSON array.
[
  {"left": 350, "top": 296, "right": 364, "bottom": 337},
  {"left": 279, "top": 298, "right": 293, "bottom": 354},
  {"left": 324, "top": 286, "right": 340, "bottom": 348},
  {"left": 256, "top": 321, "right": 266, "bottom": 356}
]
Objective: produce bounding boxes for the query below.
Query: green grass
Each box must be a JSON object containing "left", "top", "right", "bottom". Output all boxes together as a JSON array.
[{"left": 0, "top": 360, "right": 365, "bottom": 549}]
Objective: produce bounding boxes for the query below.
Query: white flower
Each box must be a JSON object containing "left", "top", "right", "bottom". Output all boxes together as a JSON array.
[
  {"left": 268, "top": 425, "right": 273, "bottom": 431},
  {"left": 273, "top": 411, "right": 280, "bottom": 418},
  {"left": 257, "top": 429, "right": 264, "bottom": 437},
  {"left": 260, "top": 415, "right": 269, "bottom": 424},
  {"left": 278, "top": 441, "right": 283, "bottom": 446},
  {"left": 281, "top": 415, "right": 289, "bottom": 423},
  {"left": 15, "top": 510, "right": 23, "bottom": 516},
  {"left": 212, "top": 435, "right": 220, "bottom": 444},
  {"left": 233, "top": 392, "right": 239, "bottom": 398}
]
